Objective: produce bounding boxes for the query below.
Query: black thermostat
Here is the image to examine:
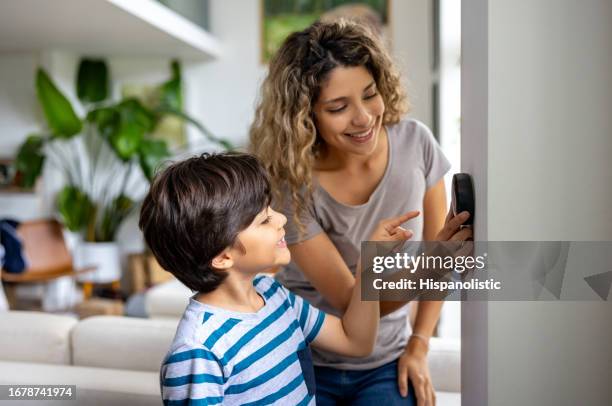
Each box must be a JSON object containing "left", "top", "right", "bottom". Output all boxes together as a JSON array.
[{"left": 451, "top": 173, "right": 475, "bottom": 226}]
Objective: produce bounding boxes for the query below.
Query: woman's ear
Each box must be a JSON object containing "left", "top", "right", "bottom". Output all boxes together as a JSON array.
[{"left": 211, "top": 249, "right": 233, "bottom": 270}]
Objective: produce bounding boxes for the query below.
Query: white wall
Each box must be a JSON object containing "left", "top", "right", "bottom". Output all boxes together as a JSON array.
[
  {"left": 0, "top": 53, "right": 41, "bottom": 157},
  {"left": 391, "top": 0, "right": 434, "bottom": 129},
  {"left": 0, "top": 53, "right": 47, "bottom": 220},
  {"left": 185, "top": 0, "right": 266, "bottom": 148},
  {"left": 463, "top": 0, "right": 612, "bottom": 404}
]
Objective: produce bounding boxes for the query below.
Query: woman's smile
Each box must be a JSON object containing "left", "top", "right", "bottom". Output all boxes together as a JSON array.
[{"left": 344, "top": 125, "right": 375, "bottom": 144}]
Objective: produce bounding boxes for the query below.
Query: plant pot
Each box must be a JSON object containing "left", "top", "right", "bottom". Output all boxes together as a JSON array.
[
  {"left": 74, "top": 242, "right": 122, "bottom": 284},
  {"left": 62, "top": 229, "right": 82, "bottom": 254}
]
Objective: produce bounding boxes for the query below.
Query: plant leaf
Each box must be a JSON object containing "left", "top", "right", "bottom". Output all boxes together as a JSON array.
[
  {"left": 97, "top": 194, "right": 134, "bottom": 242},
  {"left": 157, "top": 60, "right": 183, "bottom": 111},
  {"left": 14, "top": 134, "right": 46, "bottom": 188},
  {"left": 138, "top": 139, "right": 170, "bottom": 181},
  {"left": 56, "top": 185, "right": 94, "bottom": 232},
  {"left": 77, "top": 59, "right": 109, "bottom": 103},
  {"left": 99, "top": 99, "right": 155, "bottom": 161},
  {"left": 36, "top": 68, "right": 82, "bottom": 138},
  {"left": 87, "top": 106, "right": 118, "bottom": 138},
  {"left": 119, "top": 99, "right": 155, "bottom": 132},
  {"left": 156, "top": 107, "right": 235, "bottom": 151}
]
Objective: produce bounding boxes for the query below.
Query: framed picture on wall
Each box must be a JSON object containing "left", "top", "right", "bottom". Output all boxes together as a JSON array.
[{"left": 261, "top": 0, "right": 390, "bottom": 63}]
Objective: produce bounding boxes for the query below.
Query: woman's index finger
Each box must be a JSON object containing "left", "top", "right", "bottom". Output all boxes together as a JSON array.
[{"left": 386, "top": 210, "right": 420, "bottom": 228}]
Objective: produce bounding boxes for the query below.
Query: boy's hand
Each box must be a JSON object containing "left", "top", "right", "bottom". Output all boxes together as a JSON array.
[{"left": 369, "top": 211, "right": 420, "bottom": 242}]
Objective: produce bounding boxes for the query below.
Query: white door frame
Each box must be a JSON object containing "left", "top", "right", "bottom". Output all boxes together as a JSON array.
[{"left": 461, "top": 0, "right": 488, "bottom": 404}]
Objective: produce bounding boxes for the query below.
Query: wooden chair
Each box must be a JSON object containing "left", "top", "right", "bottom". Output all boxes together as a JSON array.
[{"left": 1, "top": 219, "right": 93, "bottom": 309}]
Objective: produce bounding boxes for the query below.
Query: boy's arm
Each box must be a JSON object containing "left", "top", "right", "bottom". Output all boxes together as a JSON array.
[
  {"left": 311, "top": 212, "right": 416, "bottom": 357},
  {"left": 161, "top": 347, "right": 225, "bottom": 403},
  {"left": 311, "top": 264, "right": 378, "bottom": 357}
]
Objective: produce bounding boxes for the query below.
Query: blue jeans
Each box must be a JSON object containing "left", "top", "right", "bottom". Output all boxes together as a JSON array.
[{"left": 314, "top": 359, "right": 418, "bottom": 405}]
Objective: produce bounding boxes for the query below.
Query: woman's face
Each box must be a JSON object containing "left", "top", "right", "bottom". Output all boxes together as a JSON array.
[{"left": 312, "top": 65, "right": 385, "bottom": 157}]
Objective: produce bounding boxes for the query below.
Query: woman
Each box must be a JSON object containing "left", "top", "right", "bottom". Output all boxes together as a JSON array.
[{"left": 250, "top": 20, "right": 471, "bottom": 405}]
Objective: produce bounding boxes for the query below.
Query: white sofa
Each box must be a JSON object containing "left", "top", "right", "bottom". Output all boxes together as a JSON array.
[
  {"left": 146, "top": 279, "right": 462, "bottom": 405},
  {"left": 0, "top": 311, "right": 177, "bottom": 405}
]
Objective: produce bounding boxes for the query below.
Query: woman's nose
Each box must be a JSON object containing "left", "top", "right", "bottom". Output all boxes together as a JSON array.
[{"left": 352, "top": 103, "right": 371, "bottom": 127}]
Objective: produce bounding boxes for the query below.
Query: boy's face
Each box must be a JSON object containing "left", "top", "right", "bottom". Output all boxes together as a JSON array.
[{"left": 229, "top": 206, "right": 290, "bottom": 273}]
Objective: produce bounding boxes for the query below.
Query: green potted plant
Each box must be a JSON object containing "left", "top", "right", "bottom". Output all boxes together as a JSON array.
[{"left": 14, "top": 58, "right": 231, "bottom": 283}]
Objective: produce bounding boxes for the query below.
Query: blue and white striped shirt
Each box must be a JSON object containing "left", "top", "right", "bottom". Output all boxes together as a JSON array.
[{"left": 161, "top": 275, "right": 326, "bottom": 405}]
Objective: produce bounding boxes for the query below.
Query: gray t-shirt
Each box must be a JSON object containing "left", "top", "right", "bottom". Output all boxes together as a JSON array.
[{"left": 276, "top": 118, "right": 451, "bottom": 370}]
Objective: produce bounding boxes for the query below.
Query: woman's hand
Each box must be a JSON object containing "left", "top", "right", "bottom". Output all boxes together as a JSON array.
[
  {"left": 436, "top": 209, "right": 472, "bottom": 242},
  {"left": 394, "top": 208, "right": 470, "bottom": 406},
  {"left": 369, "top": 211, "right": 420, "bottom": 242},
  {"left": 398, "top": 337, "right": 436, "bottom": 405}
]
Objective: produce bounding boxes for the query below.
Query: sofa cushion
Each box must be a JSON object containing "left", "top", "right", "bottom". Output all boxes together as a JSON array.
[
  {"left": 436, "top": 391, "right": 461, "bottom": 406},
  {"left": 71, "top": 316, "right": 177, "bottom": 372},
  {"left": 0, "top": 360, "right": 458, "bottom": 406},
  {"left": 0, "top": 311, "right": 76, "bottom": 365},
  {"left": 145, "top": 279, "right": 191, "bottom": 319},
  {"left": 428, "top": 337, "right": 461, "bottom": 393},
  {"left": 0, "top": 360, "right": 160, "bottom": 406}
]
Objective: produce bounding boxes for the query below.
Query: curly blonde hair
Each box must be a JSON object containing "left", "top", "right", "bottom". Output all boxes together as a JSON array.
[{"left": 249, "top": 19, "right": 409, "bottom": 233}]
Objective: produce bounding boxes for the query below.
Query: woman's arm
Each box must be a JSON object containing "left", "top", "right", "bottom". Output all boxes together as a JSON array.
[
  {"left": 383, "top": 179, "right": 448, "bottom": 316},
  {"left": 396, "top": 178, "right": 449, "bottom": 404},
  {"left": 423, "top": 178, "right": 448, "bottom": 241},
  {"left": 310, "top": 262, "right": 378, "bottom": 357},
  {"left": 289, "top": 234, "right": 355, "bottom": 314},
  {"left": 310, "top": 213, "right": 414, "bottom": 357},
  {"left": 409, "top": 178, "right": 450, "bottom": 340},
  {"left": 289, "top": 228, "right": 414, "bottom": 317},
  {"left": 411, "top": 178, "right": 448, "bottom": 338}
]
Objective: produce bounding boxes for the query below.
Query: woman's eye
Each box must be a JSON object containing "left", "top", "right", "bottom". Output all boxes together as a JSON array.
[
  {"left": 364, "top": 91, "right": 378, "bottom": 99},
  {"left": 328, "top": 105, "right": 346, "bottom": 113},
  {"left": 261, "top": 216, "right": 272, "bottom": 224}
]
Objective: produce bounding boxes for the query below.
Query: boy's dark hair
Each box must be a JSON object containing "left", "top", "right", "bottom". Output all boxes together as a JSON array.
[{"left": 139, "top": 153, "right": 271, "bottom": 293}]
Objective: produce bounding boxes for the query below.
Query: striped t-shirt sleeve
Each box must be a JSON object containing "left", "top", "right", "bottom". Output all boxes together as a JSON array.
[
  {"left": 283, "top": 286, "right": 326, "bottom": 344},
  {"left": 161, "top": 347, "right": 225, "bottom": 405}
]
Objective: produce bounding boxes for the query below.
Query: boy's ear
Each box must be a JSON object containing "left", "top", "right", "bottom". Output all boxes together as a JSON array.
[{"left": 211, "top": 249, "right": 234, "bottom": 270}]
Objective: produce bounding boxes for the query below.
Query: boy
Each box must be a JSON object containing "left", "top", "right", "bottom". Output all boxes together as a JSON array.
[{"left": 139, "top": 153, "right": 414, "bottom": 405}]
